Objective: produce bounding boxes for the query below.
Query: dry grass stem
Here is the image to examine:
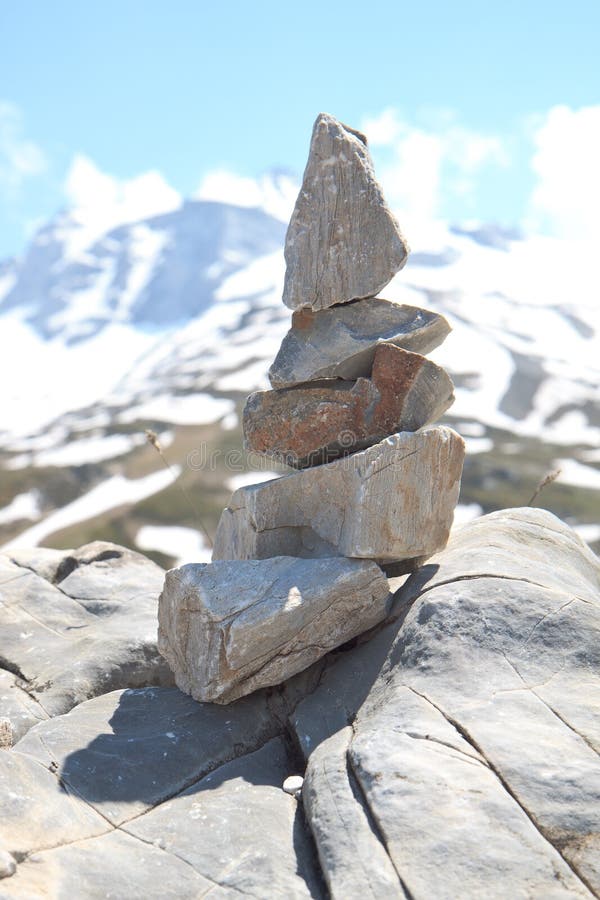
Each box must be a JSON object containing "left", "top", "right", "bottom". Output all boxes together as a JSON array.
[
  {"left": 528, "top": 468, "right": 561, "bottom": 507},
  {"left": 145, "top": 429, "right": 213, "bottom": 549}
]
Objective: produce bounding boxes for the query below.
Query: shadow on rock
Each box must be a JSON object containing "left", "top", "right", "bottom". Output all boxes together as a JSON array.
[{"left": 58, "top": 686, "right": 280, "bottom": 810}]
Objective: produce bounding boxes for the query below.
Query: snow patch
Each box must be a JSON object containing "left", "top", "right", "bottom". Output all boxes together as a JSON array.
[
  {"left": 0, "top": 491, "right": 41, "bottom": 525},
  {"left": 136, "top": 525, "right": 212, "bottom": 565},
  {"left": 2, "top": 467, "right": 179, "bottom": 549},
  {"left": 23, "top": 433, "right": 146, "bottom": 468},
  {"left": 573, "top": 523, "right": 600, "bottom": 544},
  {"left": 226, "top": 470, "right": 280, "bottom": 491},
  {"left": 118, "top": 394, "right": 234, "bottom": 426},
  {"left": 555, "top": 459, "right": 600, "bottom": 491},
  {"left": 453, "top": 503, "right": 484, "bottom": 526}
]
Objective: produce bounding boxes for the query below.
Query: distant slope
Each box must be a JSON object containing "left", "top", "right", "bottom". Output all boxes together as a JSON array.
[{"left": 1, "top": 189, "right": 599, "bottom": 563}]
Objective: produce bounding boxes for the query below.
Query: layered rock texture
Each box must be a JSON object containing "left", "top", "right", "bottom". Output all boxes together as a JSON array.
[
  {"left": 268, "top": 298, "right": 451, "bottom": 387},
  {"left": 1, "top": 509, "right": 599, "bottom": 897},
  {"left": 158, "top": 557, "right": 390, "bottom": 703},
  {"left": 282, "top": 113, "right": 409, "bottom": 311},
  {"left": 213, "top": 428, "right": 464, "bottom": 563},
  {"left": 158, "top": 112, "right": 464, "bottom": 705}
]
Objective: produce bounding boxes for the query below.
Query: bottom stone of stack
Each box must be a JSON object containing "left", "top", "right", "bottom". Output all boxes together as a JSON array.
[
  {"left": 213, "top": 426, "right": 465, "bottom": 565},
  {"left": 158, "top": 556, "right": 390, "bottom": 704}
]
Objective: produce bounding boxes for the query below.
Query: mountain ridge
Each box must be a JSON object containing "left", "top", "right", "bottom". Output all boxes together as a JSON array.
[{"left": 1, "top": 183, "right": 599, "bottom": 561}]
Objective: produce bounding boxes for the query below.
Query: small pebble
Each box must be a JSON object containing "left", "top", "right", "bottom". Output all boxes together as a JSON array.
[
  {"left": 0, "top": 849, "right": 17, "bottom": 879},
  {"left": 283, "top": 775, "right": 304, "bottom": 797}
]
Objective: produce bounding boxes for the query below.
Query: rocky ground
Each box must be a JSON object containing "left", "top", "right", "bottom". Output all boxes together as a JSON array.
[{"left": 1, "top": 507, "right": 599, "bottom": 898}]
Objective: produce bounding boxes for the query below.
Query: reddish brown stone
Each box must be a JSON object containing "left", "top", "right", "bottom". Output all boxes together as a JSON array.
[{"left": 243, "top": 343, "right": 455, "bottom": 468}]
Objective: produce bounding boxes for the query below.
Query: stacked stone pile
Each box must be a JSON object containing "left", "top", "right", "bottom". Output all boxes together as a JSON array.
[{"left": 158, "top": 113, "right": 465, "bottom": 704}]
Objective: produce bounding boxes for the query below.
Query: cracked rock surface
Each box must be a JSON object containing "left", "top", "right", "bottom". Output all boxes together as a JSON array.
[
  {"left": 0, "top": 541, "right": 173, "bottom": 736},
  {"left": 158, "top": 556, "right": 391, "bottom": 703},
  {"left": 213, "top": 426, "right": 465, "bottom": 564},
  {"left": 282, "top": 113, "right": 409, "bottom": 311},
  {"left": 1, "top": 508, "right": 599, "bottom": 897}
]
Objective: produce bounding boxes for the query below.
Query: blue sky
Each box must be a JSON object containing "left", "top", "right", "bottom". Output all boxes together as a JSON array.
[{"left": 1, "top": 0, "right": 599, "bottom": 258}]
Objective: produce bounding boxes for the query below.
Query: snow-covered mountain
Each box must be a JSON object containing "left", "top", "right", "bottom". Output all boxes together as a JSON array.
[{"left": 1, "top": 182, "right": 599, "bottom": 562}]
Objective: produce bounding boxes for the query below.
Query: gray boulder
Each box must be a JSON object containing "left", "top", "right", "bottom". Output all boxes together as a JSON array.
[
  {"left": 269, "top": 298, "right": 450, "bottom": 388},
  {"left": 292, "top": 508, "right": 600, "bottom": 898},
  {"left": 0, "top": 541, "right": 172, "bottom": 733},
  {"left": 1, "top": 509, "right": 598, "bottom": 898},
  {"left": 158, "top": 556, "right": 390, "bottom": 703},
  {"left": 282, "top": 113, "right": 409, "bottom": 311}
]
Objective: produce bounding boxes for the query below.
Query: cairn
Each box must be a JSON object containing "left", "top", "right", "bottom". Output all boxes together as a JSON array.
[{"left": 158, "top": 114, "right": 465, "bottom": 704}]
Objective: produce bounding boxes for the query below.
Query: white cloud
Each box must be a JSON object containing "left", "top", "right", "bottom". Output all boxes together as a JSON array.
[
  {"left": 361, "top": 108, "right": 508, "bottom": 228},
  {"left": 61, "top": 154, "right": 181, "bottom": 258},
  {"left": 195, "top": 169, "right": 298, "bottom": 222},
  {"left": 0, "top": 101, "right": 46, "bottom": 191},
  {"left": 527, "top": 104, "right": 600, "bottom": 241},
  {"left": 65, "top": 154, "right": 181, "bottom": 226}
]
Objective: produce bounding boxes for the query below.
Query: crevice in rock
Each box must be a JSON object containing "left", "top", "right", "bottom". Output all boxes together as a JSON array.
[
  {"left": 363, "top": 447, "right": 420, "bottom": 481},
  {"left": 0, "top": 656, "right": 29, "bottom": 683},
  {"left": 494, "top": 650, "right": 599, "bottom": 754},
  {"left": 115, "top": 729, "right": 286, "bottom": 830},
  {"left": 291, "top": 801, "right": 329, "bottom": 900},
  {"left": 346, "top": 748, "right": 414, "bottom": 900},
  {"left": 53, "top": 556, "right": 80, "bottom": 584},
  {"left": 532, "top": 695, "right": 599, "bottom": 758},
  {"left": 404, "top": 571, "right": 593, "bottom": 606},
  {"left": 116, "top": 827, "right": 254, "bottom": 897},
  {"left": 0, "top": 569, "right": 29, "bottom": 588},
  {"left": 6, "top": 553, "right": 124, "bottom": 613},
  {"left": 398, "top": 726, "right": 489, "bottom": 767},
  {"left": 494, "top": 647, "right": 566, "bottom": 694},
  {"left": 404, "top": 686, "right": 598, "bottom": 898},
  {"left": 522, "top": 596, "right": 584, "bottom": 646},
  {"left": 0, "top": 667, "right": 51, "bottom": 717}
]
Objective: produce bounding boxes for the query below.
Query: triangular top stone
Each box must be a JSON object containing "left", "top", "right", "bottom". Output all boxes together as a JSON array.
[{"left": 282, "top": 113, "right": 409, "bottom": 311}]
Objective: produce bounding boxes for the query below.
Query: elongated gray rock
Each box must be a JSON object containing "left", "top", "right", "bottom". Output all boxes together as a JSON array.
[
  {"left": 158, "top": 556, "right": 390, "bottom": 703},
  {"left": 269, "top": 298, "right": 450, "bottom": 388},
  {"left": 282, "top": 113, "right": 409, "bottom": 311},
  {"left": 213, "top": 426, "right": 465, "bottom": 564},
  {"left": 245, "top": 342, "right": 455, "bottom": 467},
  {"left": 303, "top": 727, "right": 403, "bottom": 898}
]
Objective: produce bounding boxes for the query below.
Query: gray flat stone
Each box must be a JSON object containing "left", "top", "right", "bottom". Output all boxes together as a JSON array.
[
  {"left": 349, "top": 685, "right": 592, "bottom": 900},
  {"left": 14, "top": 686, "right": 279, "bottom": 827},
  {"left": 0, "top": 829, "right": 216, "bottom": 898},
  {"left": 158, "top": 556, "right": 390, "bottom": 703},
  {"left": 0, "top": 542, "right": 173, "bottom": 722},
  {"left": 282, "top": 113, "right": 409, "bottom": 311},
  {"left": 269, "top": 298, "right": 450, "bottom": 388},
  {"left": 3, "top": 692, "right": 324, "bottom": 898},
  {"left": 0, "top": 745, "right": 107, "bottom": 858},
  {"left": 126, "top": 737, "right": 324, "bottom": 898},
  {"left": 213, "top": 427, "right": 465, "bottom": 565}
]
